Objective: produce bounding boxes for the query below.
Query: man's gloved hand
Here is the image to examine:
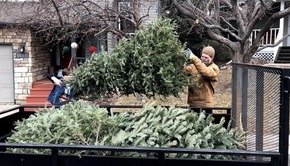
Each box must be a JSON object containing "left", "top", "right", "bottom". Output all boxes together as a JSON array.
[{"left": 186, "top": 48, "right": 197, "bottom": 61}]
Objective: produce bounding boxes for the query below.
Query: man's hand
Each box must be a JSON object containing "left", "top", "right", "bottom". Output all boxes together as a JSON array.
[
  {"left": 186, "top": 48, "right": 197, "bottom": 61},
  {"left": 51, "top": 76, "right": 62, "bottom": 86}
]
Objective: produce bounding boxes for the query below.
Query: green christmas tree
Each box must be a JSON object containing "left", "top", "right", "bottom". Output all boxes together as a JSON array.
[{"left": 71, "top": 19, "right": 198, "bottom": 99}]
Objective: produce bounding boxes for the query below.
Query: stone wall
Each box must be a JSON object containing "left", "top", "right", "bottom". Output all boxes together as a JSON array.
[
  {"left": 30, "top": 36, "right": 51, "bottom": 81},
  {"left": 0, "top": 27, "right": 50, "bottom": 103}
]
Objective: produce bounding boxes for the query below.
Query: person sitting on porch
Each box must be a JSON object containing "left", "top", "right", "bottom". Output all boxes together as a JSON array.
[{"left": 47, "top": 68, "right": 74, "bottom": 106}]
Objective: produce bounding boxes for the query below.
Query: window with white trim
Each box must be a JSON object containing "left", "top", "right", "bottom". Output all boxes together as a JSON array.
[{"left": 118, "top": 0, "right": 136, "bottom": 35}]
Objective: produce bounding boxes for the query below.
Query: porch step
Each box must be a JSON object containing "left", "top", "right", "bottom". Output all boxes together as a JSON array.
[
  {"left": 23, "top": 79, "right": 53, "bottom": 111},
  {"left": 275, "top": 46, "right": 290, "bottom": 63},
  {"left": 30, "top": 88, "right": 52, "bottom": 95},
  {"left": 32, "top": 82, "right": 53, "bottom": 89},
  {"left": 275, "top": 60, "right": 290, "bottom": 63},
  {"left": 275, "top": 56, "right": 290, "bottom": 60},
  {"left": 26, "top": 95, "right": 49, "bottom": 103}
]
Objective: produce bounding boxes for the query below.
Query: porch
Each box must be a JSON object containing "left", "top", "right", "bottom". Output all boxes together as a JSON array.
[
  {"left": 251, "top": 28, "right": 278, "bottom": 62},
  {"left": 251, "top": 27, "right": 290, "bottom": 63}
]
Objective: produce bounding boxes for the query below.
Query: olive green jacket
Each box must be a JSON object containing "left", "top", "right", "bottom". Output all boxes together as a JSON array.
[{"left": 184, "top": 58, "right": 220, "bottom": 107}]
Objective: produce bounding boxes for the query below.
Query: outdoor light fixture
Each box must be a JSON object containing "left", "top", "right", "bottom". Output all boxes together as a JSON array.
[
  {"left": 71, "top": 42, "right": 78, "bottom": 68},
  {"left": 16, "top": 42, "right": 29, "bottom": 59},
  {"left": 71, "top": 42, "right": 78, "bottom": 49},
  {"left": 20, "top": 42, "right": 25, "bottom": 53}
]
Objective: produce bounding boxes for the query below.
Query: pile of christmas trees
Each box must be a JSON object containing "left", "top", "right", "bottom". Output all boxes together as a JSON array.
[{"left": 7, "top": 101, "right": 246, "bottom": 159}]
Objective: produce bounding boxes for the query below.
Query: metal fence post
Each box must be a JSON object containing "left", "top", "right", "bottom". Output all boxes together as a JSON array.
[
  {"left": 231, "top": 64, "right": 238, "bottom": 128},
  {"left": 280, "top": 73, "right": 290, "bottom": 166},
  {"left": 51, "top": 148, "right": 59, "bottom": 166},
  {"left": 241, "top": 67, "right": 249, "bottom": 133},
  {"left": 158, "top": 152, "right": 165, "bottom": 166},
  {"left": 256, "top": 69, "right": 264, "bottom": 152}
]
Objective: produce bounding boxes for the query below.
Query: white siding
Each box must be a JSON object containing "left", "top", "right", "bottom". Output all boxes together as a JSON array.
[
  {"left": 107, "top": 32, "right": 117, "bottom": 52},
  {"left": 106, "top": 0, "right": 160, "bottom": 51},
  {"left": 139, "top": 0, "right": 159, "bottom": 28}
]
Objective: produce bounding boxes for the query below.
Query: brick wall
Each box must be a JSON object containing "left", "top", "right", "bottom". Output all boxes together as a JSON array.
[{"left": 0, "top": 27, "right": 50, "bottom": 103}]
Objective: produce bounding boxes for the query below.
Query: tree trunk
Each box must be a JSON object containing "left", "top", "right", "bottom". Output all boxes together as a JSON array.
[
  {"left": 232, "top": 51, "right": 243, "bottom": 63},
  {"left": 232, "top": 51, "right": 253, "bottom": 63},
  {"left": 231, "top": 39, "right": 253, "bottom": 63},
  {"left": 232, "top": 51, "right": 254, "bottom": 63},
  {"left": 242, "top": 53, "right": 253, "bottom": 63}
]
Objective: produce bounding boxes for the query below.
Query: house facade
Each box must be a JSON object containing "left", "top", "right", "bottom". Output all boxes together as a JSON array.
[
  {"left": 0, "top": 0, "right": 159, "bottom": 104},
  {"left": 0, "top": 27, "right": 51, "bottom": 103},
  {"left": 252, "top": 0, "right": 290, "bottom": 62},
  {"left": 2, "top": 0, "right": 287, "bottom": 104}
]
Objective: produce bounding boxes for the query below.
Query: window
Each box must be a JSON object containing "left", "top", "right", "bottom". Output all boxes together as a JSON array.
[{"left": 117, "top": 1, "right": 136, "bottom": 34}]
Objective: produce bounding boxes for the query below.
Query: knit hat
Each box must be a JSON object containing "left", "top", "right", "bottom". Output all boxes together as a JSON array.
[
  {"left": 202, "top": 46, "right": 215, "bottom": 58},
  {"left": 89, "top": 46, "right": 97, "bottom": 53}
]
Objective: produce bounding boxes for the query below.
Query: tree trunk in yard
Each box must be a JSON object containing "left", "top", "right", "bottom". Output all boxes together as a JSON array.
[
  {"left": 232, "top": 52, "right": 252, "bottom": 63},
  {"left": 164, "top": 0, "right": 290, "bottom": 64},
  {"left": 229, "top": 39, "right": 254, "bottom": 63}
]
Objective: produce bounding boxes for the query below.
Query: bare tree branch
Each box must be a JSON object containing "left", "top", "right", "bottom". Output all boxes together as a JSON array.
[
  {"left": 0, "top": 0, "right": 151, "bottom": 45},
  {"left": 51, "top": 0, "right": 64, "bottom": 26},
  {"left": 163, "top": 0, "right": 290, "bottom": 62},
  {"left": 257, "top": 33, "right": 290, "bottom": 52},
  {"left": 199, "top": 21, "right": 242, "bottom": 41},
  {"left": 250, "top": 6, "right": 290, "bottom": 53}
]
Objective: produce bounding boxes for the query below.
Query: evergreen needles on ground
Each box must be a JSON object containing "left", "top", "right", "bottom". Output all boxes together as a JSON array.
[
  {"left": 71, "top": 19, "right": 197, "bottom": 99},
  {"left": 7, "top": 101, "right": 246, "bottom": 159}
]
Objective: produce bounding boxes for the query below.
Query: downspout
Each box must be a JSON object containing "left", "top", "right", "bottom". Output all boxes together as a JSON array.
[{"left": 273, "top": 0, "right": 285, "bottom": 61}]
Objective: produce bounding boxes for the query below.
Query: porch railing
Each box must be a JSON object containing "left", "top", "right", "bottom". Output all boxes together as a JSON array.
[
  {"left": 251, "top": 28, "right": 279, "bottom": 46},
  {"left": 251, "top": 28, "right": 279, "bottom": 62}
]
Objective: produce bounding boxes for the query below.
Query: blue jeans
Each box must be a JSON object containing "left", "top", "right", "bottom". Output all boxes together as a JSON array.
[{"left": 47, "top": 85, "right": 68, "bottom": 106}]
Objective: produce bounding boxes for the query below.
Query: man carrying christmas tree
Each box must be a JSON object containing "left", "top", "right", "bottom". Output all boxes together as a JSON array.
[{"left": 184, "top": 46, "right": 220, "bottom": 107}]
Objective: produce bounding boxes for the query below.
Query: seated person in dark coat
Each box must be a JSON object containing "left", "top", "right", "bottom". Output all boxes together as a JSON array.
[{"left": 47, "top": 68, "right": 74, "bottom": 106}]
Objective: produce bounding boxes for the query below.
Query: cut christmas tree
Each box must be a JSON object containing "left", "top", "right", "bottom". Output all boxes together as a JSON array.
[{"left": 71, "top": 19, "right": 198, "bottom": 99}]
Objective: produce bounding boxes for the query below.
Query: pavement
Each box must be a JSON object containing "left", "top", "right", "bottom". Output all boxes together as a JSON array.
[
  {"left": 0, "top": 104, "right": 20, "bottom": 118},
  {"left": 0, "top": 103, "right": 19, "bottom": 111}
]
